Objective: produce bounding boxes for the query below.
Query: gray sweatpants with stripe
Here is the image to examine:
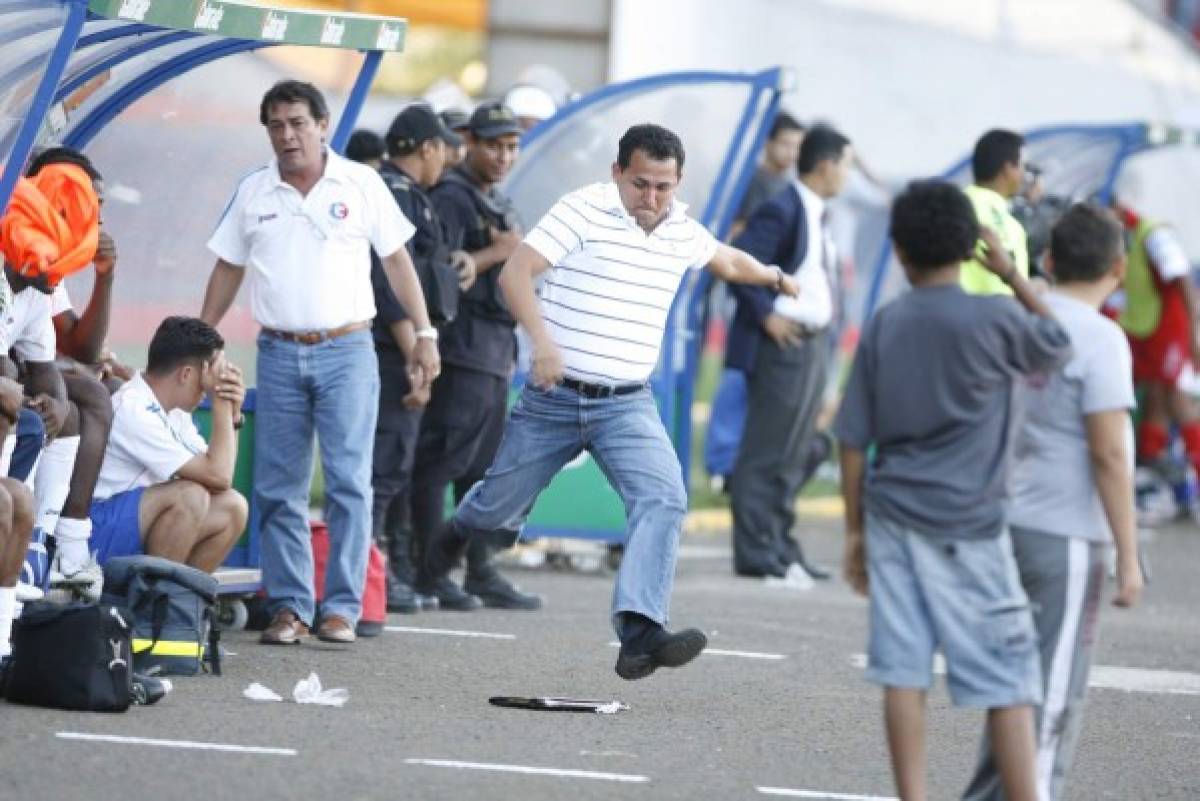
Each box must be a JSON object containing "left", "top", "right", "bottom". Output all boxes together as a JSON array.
[{"left": 962, "top": 526, "right": 1107, "bottom": 801}]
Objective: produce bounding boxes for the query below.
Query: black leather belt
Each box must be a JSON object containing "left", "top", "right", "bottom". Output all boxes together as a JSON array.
[{"left": 559, "top": 377, "right": 646, "bottom": 399}]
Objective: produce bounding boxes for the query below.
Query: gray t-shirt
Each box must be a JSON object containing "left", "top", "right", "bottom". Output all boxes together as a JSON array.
[
  {"left": 736, "top": 165, "right": 790, "bottom": 222},
  {"left": 1009, "top": 292, "right": 1134, "bottom": 541},
  {"left": 834, "top": 284, "right": 1072, "bottom": 539}
]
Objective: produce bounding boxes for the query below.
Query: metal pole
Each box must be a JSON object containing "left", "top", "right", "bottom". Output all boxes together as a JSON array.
[{"left": 0, "top": 0, "right": 89, "bottom": 217}]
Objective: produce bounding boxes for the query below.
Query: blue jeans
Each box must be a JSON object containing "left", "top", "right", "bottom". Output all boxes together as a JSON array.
[
  {"left": 255, "top": 329, "right": 379, "bottom": 626},
  {"left": 455, "top": 383, "right": 688, "bottom": 632}
]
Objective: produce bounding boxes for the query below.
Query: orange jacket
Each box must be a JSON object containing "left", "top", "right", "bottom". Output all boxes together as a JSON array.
[{"left": 0, "top": 163, "right": 99, "bottom": 285}]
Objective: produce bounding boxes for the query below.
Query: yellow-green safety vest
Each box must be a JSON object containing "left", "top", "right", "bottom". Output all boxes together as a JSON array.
[
  {"left": 1119, "top": 219, "right": 1161, "bottom": 338},
  {"left": 959, "top": 184, "right": 1029, "bottom": 296}
]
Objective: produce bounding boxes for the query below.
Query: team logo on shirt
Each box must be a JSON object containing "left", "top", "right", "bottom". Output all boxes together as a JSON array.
[{"left": 329, "top": 202, "right": 349, "bottom": 220}]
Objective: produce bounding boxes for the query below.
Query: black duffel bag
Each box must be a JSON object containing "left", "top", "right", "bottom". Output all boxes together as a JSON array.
[{"left": 3, "top": 601, "right": 133, "bottom": 712}]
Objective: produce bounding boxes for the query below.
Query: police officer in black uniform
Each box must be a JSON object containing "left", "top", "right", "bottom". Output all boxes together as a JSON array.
[
  {"left": 411, "top": 102, "right": 542, "bottom": 611},
  {"left": 370, "top": 105, "right": 473, "bottom": 613}
]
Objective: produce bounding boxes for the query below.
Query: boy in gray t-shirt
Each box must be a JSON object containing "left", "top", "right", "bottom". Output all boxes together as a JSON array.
[
  {"left": 963, "top": 203, "right": 1144, "bottom": 801},
  {"left": 835, "top": 180, "right": 1071, "bottom": 801}
]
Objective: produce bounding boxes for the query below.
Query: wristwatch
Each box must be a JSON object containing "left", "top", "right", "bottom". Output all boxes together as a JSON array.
[
  {"left": 772, "top": 266, "right": 785, "bottom": 291},
  {"left": 415, "top": 327, "right": 439, "bottom": 342}
]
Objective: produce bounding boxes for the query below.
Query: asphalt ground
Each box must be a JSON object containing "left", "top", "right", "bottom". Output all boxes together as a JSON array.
[{"left": 3, "top": 516, "right": 1198, "bottom": 801}]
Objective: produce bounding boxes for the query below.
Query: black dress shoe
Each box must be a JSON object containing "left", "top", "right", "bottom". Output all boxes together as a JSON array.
[
  {"left": 615, "top": 623, "right": 707, "bottom": 681},
  {"left": 796, "top": 556, "right": 832, "bottom": 581},
  {"left": 464, "top": 572, "right": 543, "bottom": 610},
  {"left": 414, "top": 575, "right": 482, "bottom": 611},
  {"left": 385, "top": 569, "right": 421, "bottom": 614}
]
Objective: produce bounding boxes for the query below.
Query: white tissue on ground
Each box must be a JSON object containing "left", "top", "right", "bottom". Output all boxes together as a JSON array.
[
  {"left": 292, "top": 672, "right": 349, "bottom": 707},
  {"left": 243, "top": 682, "right": 283, "bottom": 702}
]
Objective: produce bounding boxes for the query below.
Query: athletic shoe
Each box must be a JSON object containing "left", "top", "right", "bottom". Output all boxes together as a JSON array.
[
  {"left": 764, "top": 562, "right": 815, "bottom": 591},
  {"left": 48, "top": 554, "right": 104, "bottom": 603},
  {"left": 131, "top": 673, "right": 172, "bottom": 705}
]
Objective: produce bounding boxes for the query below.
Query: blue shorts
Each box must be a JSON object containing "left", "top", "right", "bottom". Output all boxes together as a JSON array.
[
  {"left": 865, "top": 511, "right": 1043, "bottom": 709},
  {"left": 89, "top": 488, "right": 146, "bottom": 565}
]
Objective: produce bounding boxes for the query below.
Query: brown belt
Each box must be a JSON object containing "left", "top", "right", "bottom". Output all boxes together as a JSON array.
[{"left": 261, "top": 320, "right": 370, "bottom": 345}]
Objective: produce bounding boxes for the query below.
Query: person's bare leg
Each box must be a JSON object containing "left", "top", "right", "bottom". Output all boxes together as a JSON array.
[
  {"left": 884, "top": 687, "right": 927, "bottom": 801},
  {"left": 186, "top": 489, "right": 248, "bottom": 573},
  {"left": 988, "top": 705, "right": 1038, "bottom": 801},
  {"left": 138, "top": 481, "right": 210, "bottom": 564},
  {"left": 0, "top": 487, "right": 20, "bottom": 585},
  {"left": 60, "top": 372, "right": 113, "bottom": 520}
]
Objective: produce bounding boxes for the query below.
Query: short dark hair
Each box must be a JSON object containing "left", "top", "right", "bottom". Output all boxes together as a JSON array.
[
  {"left": 971, "top": 129, "right": 1024, "bottom": 183},
  {"left": 26, "top": 146, "right": 102, "bottom": 182},
  {"left": 890, "top": 180, "right": 979, "bottom": 271},
  {"left": 146, "top": 317, "right": 224, "bottom": 375},
  {"left": 769, "top": 111, "right": 804, "bottom": 140},
  {"left": 259, "top": 80, "right": 329, "bottom": 126},
  {"left": 346, "top": 130, "right": 384, "bottom": 164},
  {"left": 1049, "top": 202, "right": 1123, "bottom": 284},
  {"left": 617, "top": 124, "right": 685, "bottom": 173},
  {"left": 797, "top": 124, "right": 849, "bottom": 175}
]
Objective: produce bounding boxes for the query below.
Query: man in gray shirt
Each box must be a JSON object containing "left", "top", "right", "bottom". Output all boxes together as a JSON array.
[{"left": 835, "top": 180, "right": 1071, "bottom": 801}]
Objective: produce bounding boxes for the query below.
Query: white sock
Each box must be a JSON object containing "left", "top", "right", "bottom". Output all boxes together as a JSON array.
[
  {"left": 54, "top": 517, "right": 93, "bottom": 573},
  {"left": 0, "top": 586, "right": 15, "bottom": 659},
  {"left": 34, "top": 435, "right": 79, "bottom": 543}
]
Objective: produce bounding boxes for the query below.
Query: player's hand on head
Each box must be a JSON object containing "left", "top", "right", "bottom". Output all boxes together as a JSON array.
[{"left": 94, "top": 231, "right": 117, "bottom": 275}]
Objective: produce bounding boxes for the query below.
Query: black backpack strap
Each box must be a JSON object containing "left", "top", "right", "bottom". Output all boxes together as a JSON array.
[{"left": 206, "top": 608, "right": 222, "bottom": 676}]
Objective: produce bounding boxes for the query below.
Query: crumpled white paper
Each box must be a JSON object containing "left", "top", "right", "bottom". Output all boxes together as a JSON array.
[
  {"left": 243, "top": 682, "right": 283, "bottom": 702},
  {"left": 292, "top": 672, "right": 349, "bottom": 707}
]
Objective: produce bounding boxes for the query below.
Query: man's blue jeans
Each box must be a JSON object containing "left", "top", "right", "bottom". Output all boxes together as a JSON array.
[
  {"left": 455, "top": 383, "right": 688, "bottom": 632},
  {"left": 255, "top": 329, "right": 379, "bottom": 626}
]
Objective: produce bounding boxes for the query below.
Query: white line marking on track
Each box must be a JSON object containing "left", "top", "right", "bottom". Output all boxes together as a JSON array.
[
  {"left": 756, "top": 787, "right": 897, "bottom": 800},
  {"left": 385, "top": 626, "right": 516, "bottom": 640},
  {"left": 56, "top": 732, "right": 296, "bottom": 756},
  {"left": 405, "top": 758, "right": 649, "bottom": 783},
  {"left": 849, "top": 654, "right": 1200, "bottom": 696},
  {"left": 607, "top": 642, "right": 786, "bottom": 660}
]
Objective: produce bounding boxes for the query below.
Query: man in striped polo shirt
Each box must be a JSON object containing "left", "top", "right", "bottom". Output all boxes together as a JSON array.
[{"left": 421, "top": 123, "right": 798, "bottom": 679}]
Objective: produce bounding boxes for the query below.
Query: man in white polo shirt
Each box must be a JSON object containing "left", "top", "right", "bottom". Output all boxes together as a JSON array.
[
  {"left": 202, "top": 80, "right": 439, "bottom": 646},
  {"left": 422, "top": 123, "right": 799, "bottom": 679},
  {"left": 90, "top": 317, "right": 247, "bottom": 572}
]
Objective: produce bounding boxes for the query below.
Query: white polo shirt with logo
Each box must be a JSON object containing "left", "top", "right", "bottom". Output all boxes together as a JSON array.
[
  {"left": 207, "top": 149, "right": 415, "bottom": 332},
  {"left": 523, "top": 182, "right": 718, "bottom": 385},
  {"left": 93, "top": 372, "right": 208, "bottom": 501}
]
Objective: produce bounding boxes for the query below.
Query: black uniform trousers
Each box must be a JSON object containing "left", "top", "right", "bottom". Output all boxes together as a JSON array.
[
  {"left": 371, "top": 348, "right": 424, "bottom": 572},
  {"left": 409, "top": 364, "right": 508, "bottom": 575}
]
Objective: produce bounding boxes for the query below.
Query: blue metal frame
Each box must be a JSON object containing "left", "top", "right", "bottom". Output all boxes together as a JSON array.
[
  {"left": 672, "top": 71, "right": 785, "bottom": 481},
  {"left": 0, "top": 0, "right": 89, "bottom": 218},
  {"left": 861, "top": 122, "right": 1154, "bottom": 322},
  {"left": 331, "top": 49, "right": 384, "bottom": 153},
  {"left": 55, "top": 29, "right": 199, "bottom": 103},
  {"left": 65, "top": 38, "right": 269, "bottom": 149}
]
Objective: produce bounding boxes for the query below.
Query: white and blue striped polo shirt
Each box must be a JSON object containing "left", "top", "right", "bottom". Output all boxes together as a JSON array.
[{"left": 523, "top": 182, "right": 718, "bottom": 384}]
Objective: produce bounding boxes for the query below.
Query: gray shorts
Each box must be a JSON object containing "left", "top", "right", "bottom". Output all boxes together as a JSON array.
[{"left": 865, "top": 512, "right": 1042, "bottom": 708}]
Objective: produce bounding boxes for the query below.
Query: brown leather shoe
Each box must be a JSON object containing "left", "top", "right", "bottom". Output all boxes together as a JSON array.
[
  {"left": 316, "top": 614, "right": 356, "bottom": 644},
  {"left": 260, "top": 609, "right": 310, "bottom": 645}
]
